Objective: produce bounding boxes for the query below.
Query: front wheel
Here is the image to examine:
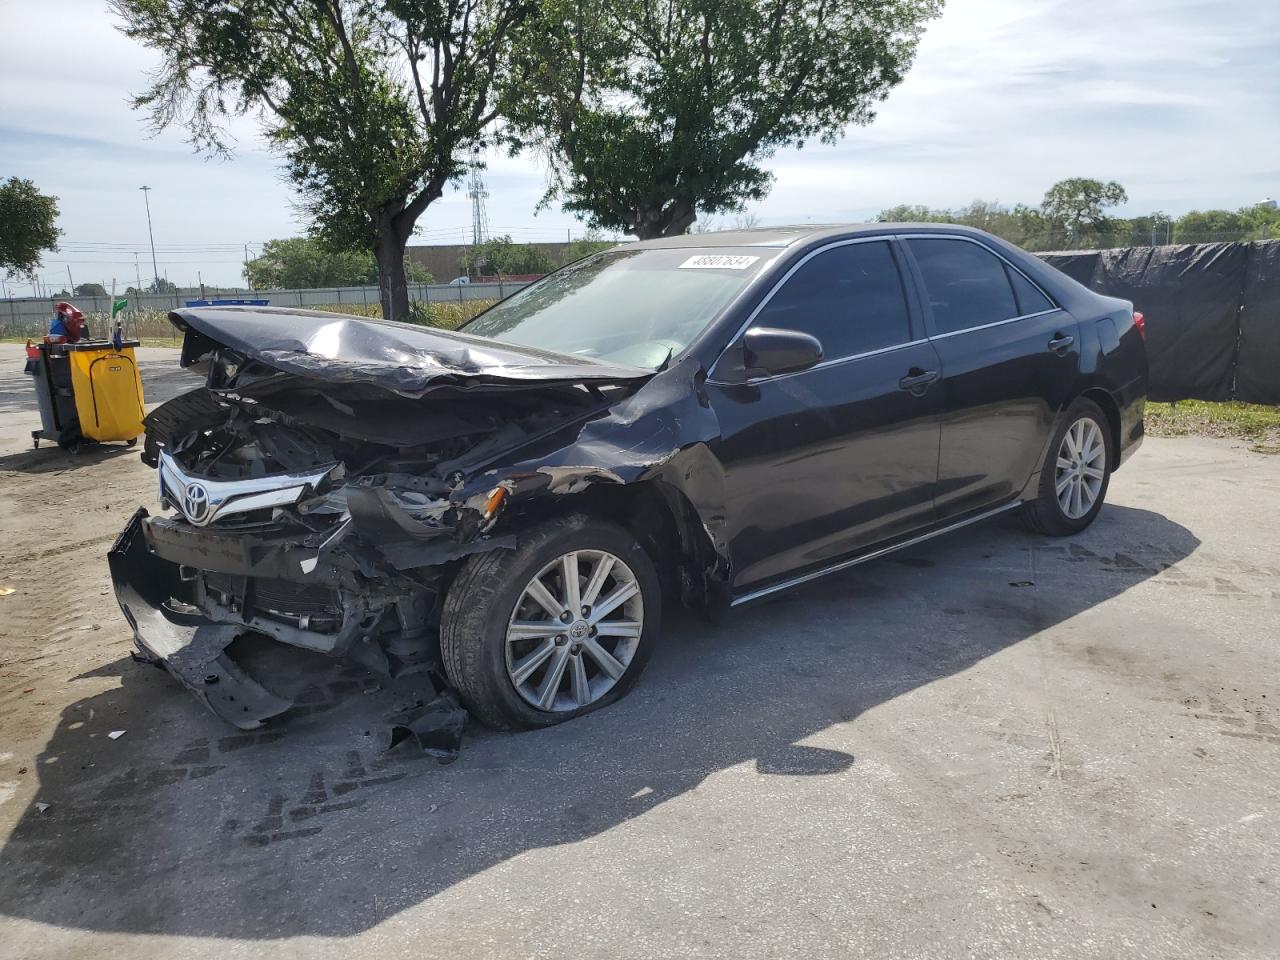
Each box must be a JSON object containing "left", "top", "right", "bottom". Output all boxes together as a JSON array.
[
  {"left": 440, "top": 513, "right": 661, "bottom": 730},
  {"left": 1022, "top": 397, "right": 1114, "bottom": 536}
]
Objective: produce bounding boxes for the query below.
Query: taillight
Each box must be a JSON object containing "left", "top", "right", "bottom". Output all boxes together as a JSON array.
[{"left": 1132, "top": 311, "right": 1146, "bottom": 340}]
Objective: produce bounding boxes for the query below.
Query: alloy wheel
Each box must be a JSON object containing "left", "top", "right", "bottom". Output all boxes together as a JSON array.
[
  {"left": 504, "top": 549, "right": 644, "bottom": 712},
  {"left": 1055, "top": 417, "right": 1106, "bottom": 519}
]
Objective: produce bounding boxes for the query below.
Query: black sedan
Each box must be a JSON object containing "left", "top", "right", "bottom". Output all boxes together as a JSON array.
[{"left": 110, "top": 224, "right": 1147, "bottom": 732}]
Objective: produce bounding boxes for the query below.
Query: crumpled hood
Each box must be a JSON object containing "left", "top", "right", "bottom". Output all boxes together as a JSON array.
[{"left": 170, "top": 306, "right": 653, "bottom": 398}]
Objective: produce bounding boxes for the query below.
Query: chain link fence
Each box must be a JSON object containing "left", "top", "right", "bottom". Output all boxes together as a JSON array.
[{"left": 0, "top": 281, "right": 529, "bottom": 337}]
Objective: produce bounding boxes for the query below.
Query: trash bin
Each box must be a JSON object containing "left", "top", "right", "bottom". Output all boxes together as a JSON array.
[{"left": 27, "top": 339, "right": 146, "bottom": 451}]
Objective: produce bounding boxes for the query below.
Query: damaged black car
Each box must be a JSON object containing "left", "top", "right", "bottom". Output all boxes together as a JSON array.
[{"left": 110, "top": 225, "right": 1147, "bottom": 731}]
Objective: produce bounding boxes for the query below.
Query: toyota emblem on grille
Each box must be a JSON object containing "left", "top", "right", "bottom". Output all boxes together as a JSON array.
[{"left": 182, "top": 483, "right": 211, "bottom": 523}]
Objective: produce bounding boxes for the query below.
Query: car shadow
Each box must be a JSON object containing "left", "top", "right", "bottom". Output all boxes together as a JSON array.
[{"left": 0, "top": 504, "right": 1198, "bottom": 940}]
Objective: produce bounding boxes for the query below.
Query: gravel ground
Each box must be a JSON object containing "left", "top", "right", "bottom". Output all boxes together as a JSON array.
[{"left": 0, "top": 346, "right": 1277, "bottom": 960}]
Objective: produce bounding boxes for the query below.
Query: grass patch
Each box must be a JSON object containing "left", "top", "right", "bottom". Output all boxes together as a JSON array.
[{"left": 1146, "top": 400, "right": 1280, "bottom": 453}]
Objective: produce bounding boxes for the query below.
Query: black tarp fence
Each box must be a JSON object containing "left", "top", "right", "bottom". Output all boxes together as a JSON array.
[{"left": 1039, "top": 240, "right": 1280, "bottom": 404}]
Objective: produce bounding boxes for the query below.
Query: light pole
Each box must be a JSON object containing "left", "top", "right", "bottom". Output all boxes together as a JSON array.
[{"left": 139, "top": 186, "right": 160, "bottom": 292}]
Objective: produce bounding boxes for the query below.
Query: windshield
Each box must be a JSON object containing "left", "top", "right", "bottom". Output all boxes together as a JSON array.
[{"left": 463, "top": 247, "right": 777, "bottom": 369}]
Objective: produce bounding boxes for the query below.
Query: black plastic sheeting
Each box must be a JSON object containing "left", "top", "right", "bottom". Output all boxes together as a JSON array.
[
  {"left": 1039, "top": 251, "right": 1099, "bottom": 288},
  {"left": 1237, "top": 242, "right": 1280, "bottom": 405},
  {"left": 1041, "top": 241, "right": 1280, "bottom": 403},
  {"left": 169, "top": 306, "right": 653, "bottom": 398}
]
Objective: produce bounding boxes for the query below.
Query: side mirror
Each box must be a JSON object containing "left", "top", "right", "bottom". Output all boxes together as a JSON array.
[{"left": 743, "top": 327, "right": 824, "bottom": 376}]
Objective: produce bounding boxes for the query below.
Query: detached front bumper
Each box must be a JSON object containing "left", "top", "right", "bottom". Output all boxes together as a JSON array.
[{"left": 108, "top": 508, "right": 293, "bottom": 729}]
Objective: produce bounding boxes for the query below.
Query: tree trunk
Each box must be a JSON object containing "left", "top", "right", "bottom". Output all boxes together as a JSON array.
[
  {"left": 631, "top": 200, "right": 697, "bottom": 240},
  {"left": 375, "top": 226, "right": 410, "bottom": 322}
]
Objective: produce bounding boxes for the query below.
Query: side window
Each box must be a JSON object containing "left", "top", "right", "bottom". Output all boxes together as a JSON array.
[
  {"left": 907, "top": 238, "right": 1018, "bottom": 335},
  {"left": 1005, "top": 264, "right": 1055, "bottom": 315},
  {"left": 752, "top": 241, "right": 910, "bottom": 360}
]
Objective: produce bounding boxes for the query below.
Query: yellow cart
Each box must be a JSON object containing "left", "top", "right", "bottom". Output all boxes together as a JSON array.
[{"left": 28, "top": 339, "right": 146, "bottom": 451}]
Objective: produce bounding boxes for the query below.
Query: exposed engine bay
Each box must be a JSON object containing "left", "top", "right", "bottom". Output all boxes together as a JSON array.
[{"left": 109, "top": 307, "right": 661, "bottom": 735}]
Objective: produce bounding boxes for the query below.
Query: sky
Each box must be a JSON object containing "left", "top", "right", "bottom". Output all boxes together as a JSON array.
[{"left": 1, "top": 0, "right": 1278, "bottom": 290}]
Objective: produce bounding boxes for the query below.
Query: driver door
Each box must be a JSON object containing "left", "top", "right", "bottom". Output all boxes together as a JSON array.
[{"left": 705, "top": 239, "right": 944, "bottom": 592}]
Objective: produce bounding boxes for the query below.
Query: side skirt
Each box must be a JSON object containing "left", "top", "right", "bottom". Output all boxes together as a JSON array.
[{"left": 730, "top": 501, "right": 1023, "bottom": 607}]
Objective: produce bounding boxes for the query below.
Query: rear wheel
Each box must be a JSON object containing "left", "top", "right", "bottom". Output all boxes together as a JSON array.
[
  {"left": 1022, "top": 397, "right": 1113, "bottom": 536},
  {"left": 440, "top": 514, "right": 661, "bottom": 730}
]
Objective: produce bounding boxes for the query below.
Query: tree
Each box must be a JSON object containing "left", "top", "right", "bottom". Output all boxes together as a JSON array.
[
  {"left": 149, "top": 277, "right": 178, "bottom": 294},
  {"left": 561, "top": 229, "right": 615, "bottom": 264},
  {"left": 247, "top": 237, "right": 378, "bottom": 288},
  {"left": 1041, "top": 178, "right": 1127, "bottom": 246},
  {"left": 877, "top": 204, "right": 937, "bottom": 223},
  {"left": 462, "top": 235, "right": 556, "bottom": 275},
  {"left": 112, "top": 0, "right": 533, "bottom": 321},
  {"left": 0, "top": 177, "right": 61, "bottom": 277},
  {"left": 1173, "top": 209, "right": 1248, "bottom": 244},
  {"left": 74, "top": 282, "right": 110, "bottom": 297},
  {"left": 877, "top": 200, "right": 1063, "bottom": 250},
  {"left": 512, "top": 0, "right": 942, "bottom": 238}
]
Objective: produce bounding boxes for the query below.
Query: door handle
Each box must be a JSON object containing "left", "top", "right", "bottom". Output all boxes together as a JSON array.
[
  {"left": 898, "top": 369, "right": 940, "bottom": 392},
  {"left": 1048, "top": 333, "right": 1075, "bottom": 353}
]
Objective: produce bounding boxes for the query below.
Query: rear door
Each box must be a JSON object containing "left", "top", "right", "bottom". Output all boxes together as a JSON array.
[
  {"left": 902, "top": 236, "right": 1080, "bottom": 518},
  {"left": 706, "top": 238, "right": 944, "bottom": 591}
]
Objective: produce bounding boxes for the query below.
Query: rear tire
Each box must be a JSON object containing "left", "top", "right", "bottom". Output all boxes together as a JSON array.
[
  {"left": 1022, "top": 397, "right": 1113, "bottom": 537},
  {"left": 440, "top": 513, "right": 661, "bottom": 730}
]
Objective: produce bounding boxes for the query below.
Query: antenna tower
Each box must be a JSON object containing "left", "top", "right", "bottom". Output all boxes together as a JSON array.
[{"left": 468, "top": 148, "right": 490, "bottom": 247}]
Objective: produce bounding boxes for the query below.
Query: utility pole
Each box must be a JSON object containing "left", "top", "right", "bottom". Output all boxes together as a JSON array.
[
  {"left": 67, "top": 265, "right": 75, "bottom": 295},
  {"left": 134, "top": 253, "right": 142, "bottom": 293},
  {"left": 139, "top": 186, "right": 160, "bottom": 292},
  {"left": 244, "top": 242, "right": 252, "bottom": 290}
]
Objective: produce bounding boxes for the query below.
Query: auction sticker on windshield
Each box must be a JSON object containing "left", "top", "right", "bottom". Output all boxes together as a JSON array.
[{"left": 678, "top": 254, "right": 760, "bottom": 270}]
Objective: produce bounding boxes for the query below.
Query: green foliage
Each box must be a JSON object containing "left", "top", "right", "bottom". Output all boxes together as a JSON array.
[
  {"left": 111, "top": 0, "right": 533, "bottom": 320},
  {"left": 74, "top": 283, "right": 110, "bottom": 297},
  {"left": 1040, "top": 178, "right": 1128, "bottom": 245},
  {"left": 1146, "top": 400, "right": 1280, "bottom": 450},
  {"left": 1172, "top": 206, "right": 1280, "bottom": 244},
  {"left": 149, "top": 277, "right": 179, "bottom": 294},
  {"left": 510, "top": 0, "right": 943, "bottom": 238},
  {"left": 0, "top": 177, "right": 61, "bottom": 277},
  {"left": 878, "top": 199, "right": 1066, "bottom": 250},
  {"left": 461, "top": 235, "right": 556, "bottom": 275},
  {"left": 247, "top": 237, "right": 378, "bottom": 288},
  {"left": 561, "top": 229, "right": 615, "bottom": 264}
]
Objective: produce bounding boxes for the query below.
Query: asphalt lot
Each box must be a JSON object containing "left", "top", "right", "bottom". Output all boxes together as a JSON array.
[{"left": 0, "top": 346, "right": 1277, "bottom": 959}]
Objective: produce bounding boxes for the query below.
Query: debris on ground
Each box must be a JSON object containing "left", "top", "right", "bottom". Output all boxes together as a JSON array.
[
  {"left": 0, "top": 587, "right": 15, "bottom": 597},
  {"left": 388, "top": 679, "right": 468, "bottom": 764},
  {"left": 33, "top": 802, "right": 50, "bottom": 814},
  {"left": 107, "top": 730, "right": 126, "bottom": 740}
]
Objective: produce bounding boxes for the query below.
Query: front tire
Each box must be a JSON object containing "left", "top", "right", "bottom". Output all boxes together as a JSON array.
[
  {"left": 440, "top": 513, "right": 661, "bottom": 730},
  {"left": 1022, "top": 397, "right": 1114, "bottom": 536}
]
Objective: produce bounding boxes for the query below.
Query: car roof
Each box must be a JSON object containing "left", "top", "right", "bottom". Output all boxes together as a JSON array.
[{"left": 623, "top": 223, "right": 992, "bottom": 250}]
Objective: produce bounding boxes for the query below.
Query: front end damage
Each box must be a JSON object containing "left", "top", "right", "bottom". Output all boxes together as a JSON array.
[{"left": 110, "top": 306, "right": 666, "bottom": 730}]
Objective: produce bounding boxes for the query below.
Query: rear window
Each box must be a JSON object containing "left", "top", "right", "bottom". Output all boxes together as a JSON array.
[
  {"left": 1006, "top": 265, "right": 1055, "bottom": 315},
  {"left": 907, "top": 238, "right": 1018, "bottom": 335}
]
